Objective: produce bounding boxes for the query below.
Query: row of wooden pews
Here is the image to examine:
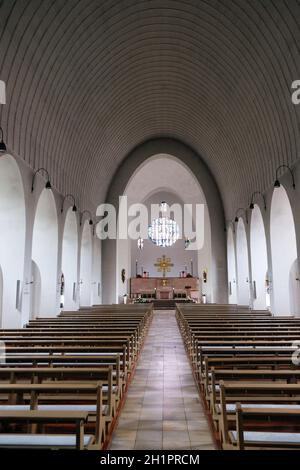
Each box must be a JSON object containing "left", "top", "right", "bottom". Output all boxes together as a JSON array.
[
  {"left": 0, "top": 304, "right": 153, "bottom": 450},
  {"left": 176, "top": 303, "right": 300, "bottom": 450}
]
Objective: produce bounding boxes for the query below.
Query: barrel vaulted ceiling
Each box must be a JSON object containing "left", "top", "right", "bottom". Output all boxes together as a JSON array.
[{"left": 0, "top": 0, "right": 300, "bottom": 217}]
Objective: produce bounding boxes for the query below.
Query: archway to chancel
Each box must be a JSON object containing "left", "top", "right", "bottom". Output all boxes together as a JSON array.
[
  {"left": 250, "top": 205, "right": 269, "bottom": 310},
  {"left": 227, "top": 226, "right": 237, "bottom": 304},
  {"left": 236, "top": 218, "right": 250, "bottom": 306},
  {"left": 270, "top": 185, "right": 299, "bottom": 316},
  {"left": 31, "top": 189, "right": 59, "bottom": 318},
  {"left": 79, "top": 220, "right": 93, "bottom": 307},
  {"left": 62, "top": 208, "right": 79, "bottom": 311},
  {"left": 101, "top": 139, "right": 227, "bottom": 305},
  {"left": 0, "top": 154, "right": 26, "bottom": 328},
  {"left": 112, "top": 154, "right": 212, "bottom": 304}
]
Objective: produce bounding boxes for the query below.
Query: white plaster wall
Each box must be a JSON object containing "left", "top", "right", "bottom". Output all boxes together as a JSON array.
[
  {"left": 236, "top": 218, "right": 250, "bottom": 306},
  {"left": 227, "top": 226, "right": 237, "bottom": 304},
  {"left": 79, "top": 220, "right": 93, "bottom": 307},
  {"left": 250, "top": 205, "right": 268, "bottom": 310},
  {"left": 31, "top": 189, "right": 59, "bottom": 317},
  {"left": 270, "top": 186, "right": 298, "bottom": 315},
  {"left": 92, "top": 236, "right": 102, "bottom": 305},
  {"left": 62, "top": 208, "right": 79, "bottom": 311},
  {"left": 0, "top": 155, "right": 26, "bottom": 327}
]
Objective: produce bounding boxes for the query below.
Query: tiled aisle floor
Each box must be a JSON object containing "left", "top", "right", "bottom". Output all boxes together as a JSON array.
[{"left": 110, "top": 310, "right": 216, "bottom": 450}]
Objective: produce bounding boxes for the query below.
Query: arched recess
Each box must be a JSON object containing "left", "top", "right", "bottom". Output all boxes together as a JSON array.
[
  {"left": 62, "top": 208, "right": 78, "bottom": 310},
  {"left": 92, "top": 237, "right": 102, "bottom": 305},
  {"left": 270, "top": 186, "right": 299, "bottom": 315},
  {"left": 113, "top": 155, "right": 212, "bottom": 303},
  {"left": 80, "top": 220, "right": 92, "bottom": 307},
  {"left": 30, "top": 261, "right": 41, "bottom": 320},
  {"left": 250, "top": 205, "right": 269, "bottom": 310},
  {"left": 227, "top": 226, "right": 237, "bottom": 304},
  {"left": 0, "top": 154, "right": 26, "bottom": 328},
  {"left": 236, "top": 218, "right": 250, "bottom": 306},
  {"left": 100, "top": 138, "right": 227, "bottom": 304},
  {"left": 31, "top": 189, "right": 58, "bottom": 317}
]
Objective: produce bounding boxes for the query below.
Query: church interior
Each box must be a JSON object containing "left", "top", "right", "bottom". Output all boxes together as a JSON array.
[{"left": 0, "top": 0, "right": 300, "bottom": 453}]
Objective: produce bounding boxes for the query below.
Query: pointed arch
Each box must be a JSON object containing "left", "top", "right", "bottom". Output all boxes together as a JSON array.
[
  {"left": 62, "top": 208, "right": 78, "bottom": 310},
  {"left": 236, "top": 218, "right": 250, "bottom": 306},
  {"left": 80, "top": 220, "right": 92, "bottom": 307},
  {"left": 31, "top": 189, "right": 58, "bottom": 317},
  {"left": 250, "top": 205, "right": 268, "bottom": 310},
  {"left": 0, "top": 154, "right": 26, "bottom": 327},
  {"left": 227, "top": 226, "right": 237, "bottom": 304},
  {"left": 270, "top": 186, "right": 299, "bottom": 315}
]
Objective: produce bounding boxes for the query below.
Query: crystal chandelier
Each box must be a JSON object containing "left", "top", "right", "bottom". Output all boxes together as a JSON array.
[{"left": 148, "top": 217, "right": 179, "bottom": 248}]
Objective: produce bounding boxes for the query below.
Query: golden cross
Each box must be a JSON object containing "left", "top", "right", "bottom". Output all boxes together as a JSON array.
[{"left": 154, "top": 255, "right": 174, "bottom": 277}]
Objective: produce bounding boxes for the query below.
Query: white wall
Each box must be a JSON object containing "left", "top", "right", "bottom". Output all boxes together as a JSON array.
[
  {"left": 236, "top": 218, "right": 250, "bottom": 306},
  {"left": 92, "top": 237, "right": 102, "bottom": 305},
  {"left": 271, "top": 186, "right": 298, "bottom": 315},
  {"left": 79, "top": 220, "right": 92, "bottom": 307},
  {"left": 61, "top": 208, "right": 78, "bottom": 311},
  {"left": 250, "top": 205, "right": 268, "bottom": 310},
  {"left": 0, "top": 155, "right": 26, "bottom": 327},
  {"left": 227, "top": 226, "right": 237, "bottom": 304},
  {"left": 31, "top": 189, "right": 59, "bottom": 317}
]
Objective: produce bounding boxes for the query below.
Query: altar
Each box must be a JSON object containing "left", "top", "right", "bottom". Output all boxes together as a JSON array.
[{"left": 130, "top": 277, "right": 200, "bottom": 301}]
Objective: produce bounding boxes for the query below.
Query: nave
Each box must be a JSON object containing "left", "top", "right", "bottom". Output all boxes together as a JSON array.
[{"left": 110, "top": 310, "right": 215, "bottom": 450}]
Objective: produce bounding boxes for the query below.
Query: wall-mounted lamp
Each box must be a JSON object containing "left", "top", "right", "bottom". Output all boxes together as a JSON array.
[
  {"left": 249, "top": 191, "right": 267, "bottom": 211},
  {"left": 234, "top": 208, "right": 248, "bottom": 224},
  {"left": 274, "top": 164, "right": 295, "bottom": 190},
  {"left": 0, "top": 126, "right": 7, "bottom": 153},
  {"left": 31, "top": 168, "right": 52, "bottom": 192},
  {"left": 61, "top": 194, "right": 77, "bottom": 213},
  {"left": 80, "top": 210, "right": 93, "bottom": 226},
  {"left": 225, "top": 220, "right": 236, "bottom": 233}
]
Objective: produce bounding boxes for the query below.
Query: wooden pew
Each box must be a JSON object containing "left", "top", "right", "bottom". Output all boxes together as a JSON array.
[{"left": 0, "top": 410, "right": 91, "bottom": 450}]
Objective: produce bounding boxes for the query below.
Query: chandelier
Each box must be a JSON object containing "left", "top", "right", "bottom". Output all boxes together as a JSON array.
[{"left": 148, "top": 217, "right": 179, "bottom": 248}]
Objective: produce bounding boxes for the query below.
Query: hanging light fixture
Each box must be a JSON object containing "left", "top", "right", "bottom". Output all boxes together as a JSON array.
[
  {"left": 31, "top": 168, "right": 52, "bottom": 192},
  {"left": 249, "top": 191, "right": 266, "bottom": 211},
  {"left": 274, "top": 164, "right": 295, "bottom": 189},
  {"left": 184, "top": 238, "right": 191, "bottom": 249},
  {"left": 61, "top": 194, "right": 77, "bottom": 213},
  {"left": 148, "top": 216, "right": 179, "bottom": 247},
  {"left": 80, "top": 210, "right": 93, "bottom": 226},
  {"left": 0, "top": 126, "right": 7, "bottom": 153},
  {"left": 234, "top": 208, "right": 248, "bottom": 224}
]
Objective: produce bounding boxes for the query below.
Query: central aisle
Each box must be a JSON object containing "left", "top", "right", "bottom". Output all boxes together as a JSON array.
[{"left": 110, "top": 310, "right": 216, "bottom": 450}]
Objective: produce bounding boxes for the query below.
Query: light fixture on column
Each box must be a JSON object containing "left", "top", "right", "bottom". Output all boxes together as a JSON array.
[
  {"left": 249, "top": 191, "right": 267, "bottom": 211},
  {"left": 225, "top": 220, "right": 236, "bottom": 233},
  {"left": 80, "top": 210, "right": 93, "bottom": 226},
  {"left": 31, "top": 168, "right": 52, "bottom": 192},
  {"left": 0, "top": 126, "right": 7, "bottom": 153},
  {"left": 61, "top": 194, "right": 77, "bottom": 213},
  {"left": 137, "top": 237, "right": 144, "bottom": 250},
  {"left": 274, "top": 164, "right": 295, "bottom": 189},
  {"left": 234, "top": 208, "right": 248, "bottom": 224}
]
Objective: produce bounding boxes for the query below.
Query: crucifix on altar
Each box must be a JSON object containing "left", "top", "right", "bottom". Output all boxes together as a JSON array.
[{"left": 154, "top": 255, "right": 174, "bottom": 277}]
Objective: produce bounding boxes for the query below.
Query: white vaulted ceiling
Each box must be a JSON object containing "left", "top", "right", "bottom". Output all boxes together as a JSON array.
[{"left": 0, "top": 0, "right": 300, "bottom": 217}]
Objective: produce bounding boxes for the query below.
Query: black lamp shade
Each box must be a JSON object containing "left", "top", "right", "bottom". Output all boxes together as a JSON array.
[
  {"left": 249, "top": 202, "right": 254, "bottom": 210},
  {"left": 72, "top": 205, "right": 77, "bottom": 212},
  {"left": 45, "top": 180, "right": 52, "bottom": 189},
  {"left": 274, "top": 179, "right": 281, "bottom": 188},
  {"left": 0, "top": 139, "right": 7, "bottom": 153},
  {"left": 89, "top": 219, "right": 93, "bottom": 225},
  {"left": 235, "top": 216, "right": 238, "bottom": 223}
]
